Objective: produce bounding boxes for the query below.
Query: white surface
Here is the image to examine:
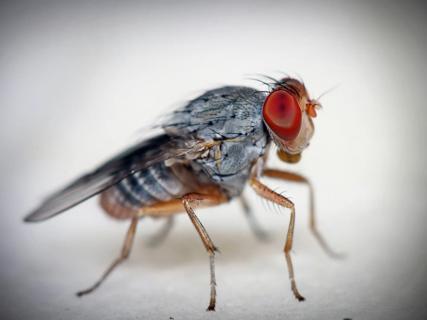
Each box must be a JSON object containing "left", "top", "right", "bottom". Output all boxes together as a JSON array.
[{"left": 1, "top": 1, "right": 426, "bottom": 319}]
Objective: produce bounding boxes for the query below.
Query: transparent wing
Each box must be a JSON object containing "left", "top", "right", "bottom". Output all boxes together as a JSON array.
[{"left": 24, "top": 134, "right": 188, "bottom": 222}]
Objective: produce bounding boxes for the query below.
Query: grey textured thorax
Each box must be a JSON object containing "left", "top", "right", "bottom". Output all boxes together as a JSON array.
[{"left": 163, "top": 86, "right": 271, "bottom": 197}]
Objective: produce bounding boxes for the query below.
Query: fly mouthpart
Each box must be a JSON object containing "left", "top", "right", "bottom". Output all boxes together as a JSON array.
[{"left": 277, "top": 150, "right": 301, "bottom": 164}]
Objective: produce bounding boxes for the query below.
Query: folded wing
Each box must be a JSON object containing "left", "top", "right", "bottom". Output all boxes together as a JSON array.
[{"left": 24, "top": 134, "right": 181, "bottom": 222}]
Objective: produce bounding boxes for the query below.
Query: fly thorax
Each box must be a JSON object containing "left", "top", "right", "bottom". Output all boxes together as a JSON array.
[{"left": 196, "top": 135, "right": 267, "bottom": 196}]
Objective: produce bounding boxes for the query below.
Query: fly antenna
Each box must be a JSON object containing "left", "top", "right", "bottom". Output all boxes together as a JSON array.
[{"left": 315, "top": 83, "right": 340, "bottom": 102}]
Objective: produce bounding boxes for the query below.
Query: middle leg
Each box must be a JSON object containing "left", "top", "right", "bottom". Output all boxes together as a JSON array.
[
  {"left": 182, "top": 192, "right": 227, "bottom": 311},
  {"left": 146, "top": 216, "right": 175, "bottom": 247}
]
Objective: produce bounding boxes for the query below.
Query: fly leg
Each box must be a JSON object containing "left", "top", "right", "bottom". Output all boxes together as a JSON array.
[
  {"left": 250, "top": 177, "right": 305, "bottom": 301},
  {"left": 182, "top": 193, "right": 226, "bottom": 311},
  {"left": 239, "top": 195, "right": 269, "bottom": 241},
  {"left": 146, "top": 216, "right": 174, "bottom": 247},
  {"left": 263, "top": 168, "right": 342, "bottom": 258},
  {"left": 76, "top": 217, "right": 138, "bottom": 297}
]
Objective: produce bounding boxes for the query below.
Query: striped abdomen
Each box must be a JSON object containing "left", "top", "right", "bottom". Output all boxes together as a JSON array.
[{"left": 100, "top": 162, "right": 187, "bottom": 219}]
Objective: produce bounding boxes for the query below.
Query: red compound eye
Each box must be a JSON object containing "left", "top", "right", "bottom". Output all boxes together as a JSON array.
[{"left": 262, "top": 90, "right": 302, "bottom": 141}]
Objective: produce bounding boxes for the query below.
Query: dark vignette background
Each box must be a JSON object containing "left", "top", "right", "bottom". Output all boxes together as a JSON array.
[{"left": 1, "top": 1, "right": 426, "bottom": 319}]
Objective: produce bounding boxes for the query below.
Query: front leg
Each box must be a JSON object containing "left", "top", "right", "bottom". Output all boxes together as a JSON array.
[
  {"left": 263, "top": 168, "right": 341, "bottom": 258},
  {"left": 249, "top": 177, "right": 305, "bottom": 301}
]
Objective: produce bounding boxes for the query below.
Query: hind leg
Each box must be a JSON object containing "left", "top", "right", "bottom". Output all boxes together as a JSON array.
[{"left": 76, "top": 217, "right": 138, "bottom": 297}]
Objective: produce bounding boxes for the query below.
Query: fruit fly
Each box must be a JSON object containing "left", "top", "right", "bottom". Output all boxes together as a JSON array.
[{"left": 25, "top": 76, "right": 335, "bottom": 311}]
